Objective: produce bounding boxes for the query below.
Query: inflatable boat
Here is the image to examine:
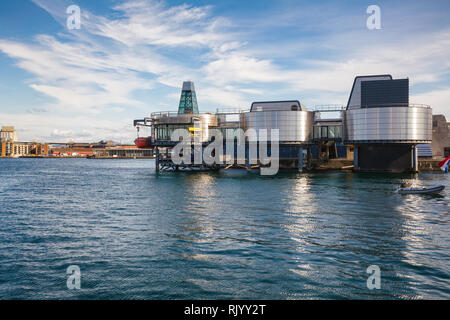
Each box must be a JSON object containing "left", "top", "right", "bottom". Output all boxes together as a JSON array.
[{"left": 398, "top": 184, "right": 445, "bottom": 195}]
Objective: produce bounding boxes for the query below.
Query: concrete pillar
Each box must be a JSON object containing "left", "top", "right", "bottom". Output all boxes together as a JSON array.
[
  {"left": 246, "top": 143, "right": 251, "bottom": 170},
  {"left": 412, "top": 145, "right": 418, "bottom": 172},
  {"left": 298, "top": 147, "right": 304, "bottom": 171},
  {"left": 155, "top": 147, "right": 160, "bottom": 172},
  {"left": 307, "top": 146, "right": 312, "bottom": 170},
  {"left": 415, "top": 146, "right": 419, "bottom": 172},
  {"left": 353, "top": 146, "right": 358, "bottom": 170}
]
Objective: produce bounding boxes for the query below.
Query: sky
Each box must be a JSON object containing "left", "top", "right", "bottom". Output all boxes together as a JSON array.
[{"left": 0, "top": 0, "right": 449, "bottom": 143}]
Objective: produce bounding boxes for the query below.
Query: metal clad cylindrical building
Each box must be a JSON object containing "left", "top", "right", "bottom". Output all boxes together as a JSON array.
[
  {"left": 344, "top": 106, "right": 432, "bottom": 143},
  {"left": 243, "top": 111, "right": 314, "bottom": 143}
]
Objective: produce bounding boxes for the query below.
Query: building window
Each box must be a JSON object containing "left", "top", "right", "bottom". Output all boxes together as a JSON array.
[
  {"left": 314, "top": 127, "right": 320, "bottom": 139},
  {"left": 321, "top": 126, "right": 328, "bottom": 139},
  {"left": 328, "top": 126, "right": 336, "bottom": 138},
  {"left": 445, "top": 148, "right": 450, "bottom": 158},
  {"left": 334, "top": 126, "right": 342, "bottom": 138}
]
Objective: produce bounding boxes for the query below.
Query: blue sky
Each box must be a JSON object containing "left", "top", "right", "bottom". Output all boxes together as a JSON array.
[{"left": 0, "top": 0, "right": 449, "bottom": 142}]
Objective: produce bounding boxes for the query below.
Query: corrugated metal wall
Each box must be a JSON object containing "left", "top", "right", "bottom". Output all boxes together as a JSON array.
[{"left": 361, "top": 79, "right": 409, "bottom": 108}]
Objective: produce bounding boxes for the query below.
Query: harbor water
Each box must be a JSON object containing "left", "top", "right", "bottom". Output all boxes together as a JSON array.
[{"left": 0, "top": 158, "right": 449, "bottom": 299}]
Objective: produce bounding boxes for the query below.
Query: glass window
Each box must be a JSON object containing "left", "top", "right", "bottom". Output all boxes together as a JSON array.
[
  {"left": 329, "top": 126, "right": 336, "bottom": 138},
  {"left": 314, "top": 127, "right": 320, "bottom": 138},
  {"left": 445, "top": 148, "right": 450, "bottom": 158},
  {"left": 321, "top": 126, "right": 328, "bottom": 139},
  {"left": 335, "top": 126, "right": 342, "bottom": 138},
  {"left": 326, "top": 126, "right": 342, "bottom": 139}
]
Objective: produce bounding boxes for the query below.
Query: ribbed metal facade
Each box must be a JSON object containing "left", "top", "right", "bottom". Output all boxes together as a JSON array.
[
  {"left": 242, "top": 111, "right": 314, "bottom": 143},
  {"left": 344, "top": 106, "right": 432, "bottom": 143},
  {"left": 361, "top": 79, "right": 409, "bottom": 108}
]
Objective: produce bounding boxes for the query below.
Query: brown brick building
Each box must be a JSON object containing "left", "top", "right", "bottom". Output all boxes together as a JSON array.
[{"left": 431, "top": 115, "right": 450, "bottom": 158}]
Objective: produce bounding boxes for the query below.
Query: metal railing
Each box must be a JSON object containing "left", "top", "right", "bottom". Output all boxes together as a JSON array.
[
  {"left": 151, "top": 111, "right": 219, "bottom": 118},
  {"left": 151, "top": 111, "right": 180, "bottom": 118},
  {"left": 215, "top": 108, "right": 249, "bottom": 114},
  {"left": 312, "top": 104, "right": 345, "bottom": 112},
  {"left": 347, "top": 103, "right": 431, "bottom": 110}
]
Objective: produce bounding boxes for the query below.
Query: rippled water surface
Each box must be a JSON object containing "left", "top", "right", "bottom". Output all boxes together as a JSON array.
[{"left": 0, "top": 158, "right": 449, "bottom": 299}]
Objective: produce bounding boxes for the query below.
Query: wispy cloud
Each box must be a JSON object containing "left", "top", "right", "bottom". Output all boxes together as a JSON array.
[
  {"left": 0, "top": 0, "right": 449, "bottom": 142},
  {"left": 95, "top": 0, "right": 231, "bottom": 48}
]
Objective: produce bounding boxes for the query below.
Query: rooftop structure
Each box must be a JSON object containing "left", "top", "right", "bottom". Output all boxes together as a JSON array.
[
  {"left": 178, "top": 81, "right": 199, "bottom": 115},
  {"left": 347, "top": 75, "right": 393, "bottom": 109},
  {"left": 0, "top": 126, "right": 18, "bottom": 142},
  {"left": 250, "top": 100, "right": 305, "bottom": 112}
]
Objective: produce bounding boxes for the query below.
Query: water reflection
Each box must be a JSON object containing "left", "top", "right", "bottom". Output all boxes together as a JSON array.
[{"left": 1, "top": 159, "right": 449, "bottom": 299}]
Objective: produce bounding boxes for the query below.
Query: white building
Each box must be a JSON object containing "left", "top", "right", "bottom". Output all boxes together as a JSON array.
[{"left": 0, "top": 126, "right": 18, "bottom": 142}]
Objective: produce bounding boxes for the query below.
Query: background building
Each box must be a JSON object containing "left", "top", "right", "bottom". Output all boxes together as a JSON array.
[
  {"left": 29, "top": 143, "right": 49, "bottom": 156},
  {"left": 0, "top": 141, "right": 50, "bottom": 157},
  {"left": 98, "top": 146, "right": 153, "bottom": 158},
  {"left": 0, "top": 126, "right": 18, "bottom": 142},
  {"left": 12, "top": 142, "right": 30, "bottom": 156},
  {"left": 431, "top": 114, "right": 450, "bottom": 158},
  {"left": 0, "top": 127, "right": 51, "bottom": 157}
]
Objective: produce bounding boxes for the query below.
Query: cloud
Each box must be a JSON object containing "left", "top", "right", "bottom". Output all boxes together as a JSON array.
[
  {"left": 0, "top": 0, "right": 449, "bottom": 142},
  {"left": 94, "top": 0, "right": 232, "bottom": 49},
  {"left": 411, "top": 88, "right": 450, "bottom": 117},
  {"left": 0, "top": 37, "right": 151, "bottom": 114},
  {"left": 203, "top": 54, "right": 280, "bottom": 85},
  {"left": 0, "top": 110, "right": 138, "bottom": 143}
]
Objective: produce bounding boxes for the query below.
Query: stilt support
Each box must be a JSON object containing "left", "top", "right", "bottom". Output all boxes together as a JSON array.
[
  {"left": 298, "top": 147, "right": 304, "bottom": 172},
  {"left": 155, "top": 147, "right": 160, "bottom": 172}
]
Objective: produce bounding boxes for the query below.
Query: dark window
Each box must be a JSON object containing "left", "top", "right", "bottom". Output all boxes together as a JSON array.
[
  {"left": 433, "top": 121, "right": 438, "bottom": 127},
  {"left": 361, "top": 79, "right": 409, "bottom": 108},
  {"left": 445, "top": 148, "right": 450, "bottom": 158},
  {"left": 291, "top": 105, "right": 299, "bottom": 111}
]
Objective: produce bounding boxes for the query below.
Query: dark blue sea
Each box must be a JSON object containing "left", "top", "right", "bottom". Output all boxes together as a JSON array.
[{"left": 0, "top": 158, "right": 449, "bottom": 299}]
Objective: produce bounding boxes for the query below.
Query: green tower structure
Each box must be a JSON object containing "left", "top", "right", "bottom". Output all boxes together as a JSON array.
[{"left": 178, "top": 81, "right": 199, "bottom": 114}]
